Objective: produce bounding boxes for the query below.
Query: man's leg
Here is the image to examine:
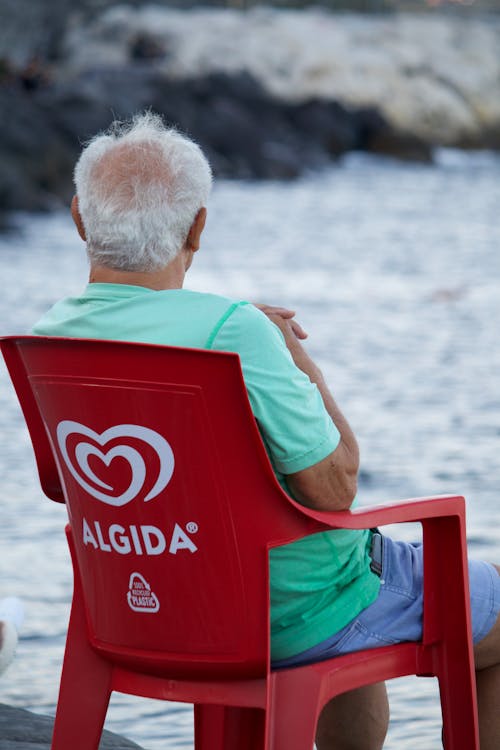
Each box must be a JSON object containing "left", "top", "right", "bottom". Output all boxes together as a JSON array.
[
  {"left": 315, "top": 682, "right": 389, "bottom": 750},
  {"left": 474, "top": 565, "right": 500, "bottom": 750},
  {"left": 314, "top": 563, "right": 500, "bottom": 750}
]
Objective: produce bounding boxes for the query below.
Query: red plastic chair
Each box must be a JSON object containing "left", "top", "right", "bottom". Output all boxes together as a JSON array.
[{"left": 0, "top": 335, "right": 479, "bottom": 749}]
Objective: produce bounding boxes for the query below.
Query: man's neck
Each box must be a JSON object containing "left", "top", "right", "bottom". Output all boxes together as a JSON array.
[{"left": 89, "top": 258, "right": 186, "bottom": 291}]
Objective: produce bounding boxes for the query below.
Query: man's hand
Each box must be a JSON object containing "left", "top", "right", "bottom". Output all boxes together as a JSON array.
[{"left": 253, "top": 303, "right": 308, "bottom": 340}]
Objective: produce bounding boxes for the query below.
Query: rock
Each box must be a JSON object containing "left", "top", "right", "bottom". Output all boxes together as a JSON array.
[
  {"left": 360, "top": 115, "right": 433, "bottom": 163},
  {"left": 60, "top": 7, "right": 500, "bottom": 147},
  {"left": 0, "top": 85, "right": 76, "bottom": 211},
  {"left": 0, "top": 703, "right": 144, "bottom": 749},
  {"left": 4, "top": 5, "right": 500, "bottom": 146},
  {"left": 0, "top": 0, "right": 177, "bottom": 66},
  {"left": 158, "top": 72, "right": 333, "bottom": 179},
  {"left": 0, "top": 0, "right": 66, "bottom": 66},
  {"left": 0, "top": 64, "right": 431, "bottom": 211},
  {"left": 0, "top": 6, "right": 495, "bottom": 212}
]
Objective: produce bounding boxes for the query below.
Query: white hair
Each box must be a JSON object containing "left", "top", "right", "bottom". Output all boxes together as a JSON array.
[{"left": 74, "top": 112, "right": 213, "bottom": 271}]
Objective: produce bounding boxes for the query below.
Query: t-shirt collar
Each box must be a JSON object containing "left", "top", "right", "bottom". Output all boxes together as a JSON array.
[{"left": 83, "top": 282, "right": 157, "bottom": 299}]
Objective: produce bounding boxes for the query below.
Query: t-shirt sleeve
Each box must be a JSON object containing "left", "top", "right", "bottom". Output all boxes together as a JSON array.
[{"left": 209, "top": 302, "right": 340, "bottom": 475}]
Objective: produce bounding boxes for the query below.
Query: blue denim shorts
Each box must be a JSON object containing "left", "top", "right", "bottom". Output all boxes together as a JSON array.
[{"left": 272, "top": 534, "right": 500, "bottom": 669}]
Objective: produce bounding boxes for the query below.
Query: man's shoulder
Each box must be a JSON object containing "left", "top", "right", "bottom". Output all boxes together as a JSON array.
[
  {"left": 178, "top": 289, "right": 246, "bottom": 310},
  {"left": 179, "top": 291, "right": 274, "bottom": 328}
]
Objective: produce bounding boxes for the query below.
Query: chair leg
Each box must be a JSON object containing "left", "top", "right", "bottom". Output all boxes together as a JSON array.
[
  {"left": 194, "top": 704, "right": 266, "bottom": 750},
  {"left": 267, "top": 670, "right": 321, "bottom": 750},
  {"left": 51, "top": 591, "right": 112, "bottom": 750},
  {"left": 423, "top": 517, "right": 480, "bottom": 749},
  {"left": 438, "top": 671, "right": 479, "bottom": 750}
]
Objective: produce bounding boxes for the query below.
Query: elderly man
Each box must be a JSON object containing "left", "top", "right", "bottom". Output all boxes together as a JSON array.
[{"left": 34, "top": 113, "right": 500, "bottom": 750}]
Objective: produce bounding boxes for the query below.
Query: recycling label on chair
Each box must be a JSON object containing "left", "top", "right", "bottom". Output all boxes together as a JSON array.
[{"left": 127, "top": 572, "right": 160, "bottom": 613}]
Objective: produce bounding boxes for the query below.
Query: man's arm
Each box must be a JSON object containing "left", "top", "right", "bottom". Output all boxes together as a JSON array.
[{"left": 264, "top": 311, "right": 359, "bottom": 513}]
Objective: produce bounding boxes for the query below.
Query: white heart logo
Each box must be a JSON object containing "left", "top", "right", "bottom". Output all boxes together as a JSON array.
[{"left": 56, "top": 421, "right": 175, "bottom": 507}]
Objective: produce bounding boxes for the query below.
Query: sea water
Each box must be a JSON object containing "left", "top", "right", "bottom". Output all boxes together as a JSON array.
[{"left": 1, "top": 149, "right": 499, "bottom": 748}]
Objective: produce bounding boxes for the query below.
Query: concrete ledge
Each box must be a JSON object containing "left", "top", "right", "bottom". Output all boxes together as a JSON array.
[{"left": 0, "top": 703, "right": 144, "bottom": 749}]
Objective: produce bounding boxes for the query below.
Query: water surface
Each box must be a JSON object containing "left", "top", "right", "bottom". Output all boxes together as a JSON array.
[{"left": 1, "top": 149, "right": 499, "bottom": 747}]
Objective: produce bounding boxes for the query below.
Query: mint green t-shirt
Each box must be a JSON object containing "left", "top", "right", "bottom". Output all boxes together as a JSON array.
[{"left": 33, "top": 283, "right": 380, "bottom": 660}]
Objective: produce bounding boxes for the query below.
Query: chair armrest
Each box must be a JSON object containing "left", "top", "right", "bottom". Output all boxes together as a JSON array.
[
  {"left": 290, "top": 494, "right": 471, "bottom": 652},
  {"left": 287, "top": 494, "right": 466, "bottom": 530}
]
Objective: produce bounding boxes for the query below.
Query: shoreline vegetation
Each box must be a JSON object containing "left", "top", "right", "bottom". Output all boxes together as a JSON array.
[{"left": 0, "top": 1, "right": 499, "bottom": 214}]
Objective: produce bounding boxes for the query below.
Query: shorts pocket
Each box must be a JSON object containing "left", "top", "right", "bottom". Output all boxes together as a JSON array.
[
  {"left": 328, "top": 619, "right": 365, "bottom": 655},
  {"left": 331, "top": 618, "right": 401, "bottom": 656}
]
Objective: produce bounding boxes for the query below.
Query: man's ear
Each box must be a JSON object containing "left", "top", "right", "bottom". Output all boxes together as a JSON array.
[
  {"left": 186, "top": 207, "right": 207, "bottom": 252},
  {"left": 71, "top": 196, "right": 87, "bottom": 241}
]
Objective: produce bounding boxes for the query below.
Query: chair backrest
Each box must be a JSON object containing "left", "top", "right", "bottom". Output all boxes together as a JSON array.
[{"left": 1, "top": 336, "right": 327, "bottom": 680}]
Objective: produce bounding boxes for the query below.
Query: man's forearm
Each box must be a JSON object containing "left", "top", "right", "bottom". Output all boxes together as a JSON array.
[
  {"left": 289, "top": 341, "right": 359, "bottom": 469},
  {"left": 270, "top": 312, "right": 359, "bottom": 467},
  {"left": 259, "top": 309, "right": 359, "bottom": 510}
]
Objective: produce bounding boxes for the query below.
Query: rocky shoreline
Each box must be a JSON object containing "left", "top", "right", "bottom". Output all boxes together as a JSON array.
[
  {"left": 0, "top": 702, "right": 144, "bottom": 749},
  {"left": 1, "top": 4, "right": 499, "bottom": 214}
]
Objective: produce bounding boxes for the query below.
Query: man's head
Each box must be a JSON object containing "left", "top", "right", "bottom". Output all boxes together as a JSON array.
[{"left": 73, "top": 112, "right": 212, "bottom": 273}]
